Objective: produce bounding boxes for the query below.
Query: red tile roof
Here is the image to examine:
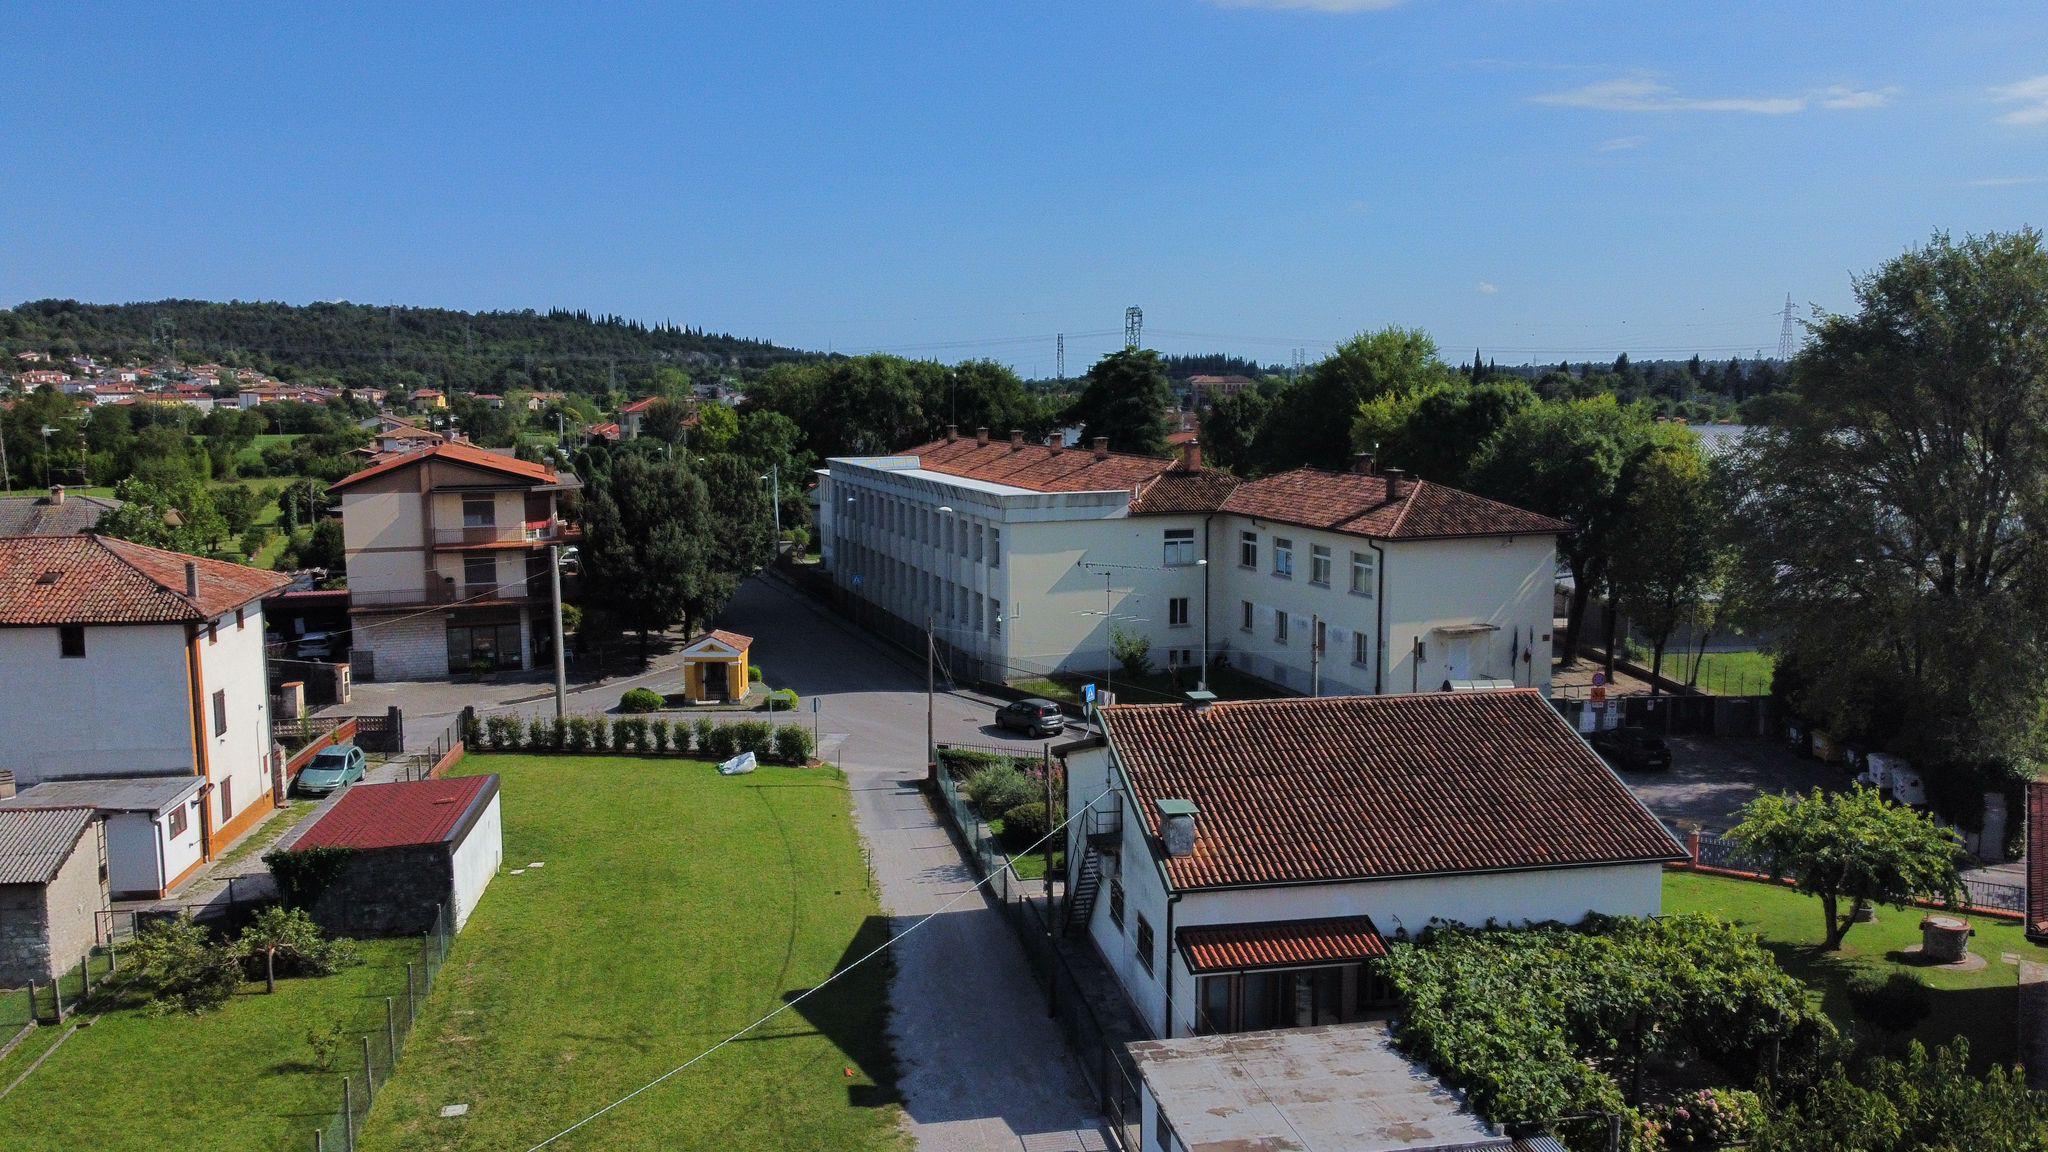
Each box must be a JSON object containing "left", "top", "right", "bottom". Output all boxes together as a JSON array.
[
  {"left": 904, "top": 437, "right": 1176, "bottom": 494},
  {"left": 619, "top": 396, "right": 665, "bottom": 415},
  {"left": 703, "top": 629, "right": 753, "bottom": 651},
  {"left": 1179, "top": 916, "right": 1386, "bottom": 973},
  {"left": 1130, "top": 468, "right": 1242, "bottom": 515},
  {"left": 292, "top": 775, "right": 499, "bottom": 852},
  {"left": 330, "top": 441, "right": 559, "bottom": 492},
  {"left": 1222, "top": 468, "right": 1570, "bottom": 540},
  {"left": 0, "top": 534, "right": 290, "bottom": 626},
  {"left": 2028, "top": 782, "right": 2048, "bottom": 941},
  {"left": 1097, "top": 690, "right": 1682, "bottom": 890}
]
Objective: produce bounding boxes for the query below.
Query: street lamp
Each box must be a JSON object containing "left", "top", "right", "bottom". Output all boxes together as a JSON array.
[{"left": 757, "top": 464, "right": 781, "bottom": 554}]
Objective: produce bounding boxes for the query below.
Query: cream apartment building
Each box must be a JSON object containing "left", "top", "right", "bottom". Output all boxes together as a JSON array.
[
  {"left": 819, "top": 427, "right": 1566, "bottom": 697},
  {"left": 332, "top": 442, "right": 579, "bottom": 681}
]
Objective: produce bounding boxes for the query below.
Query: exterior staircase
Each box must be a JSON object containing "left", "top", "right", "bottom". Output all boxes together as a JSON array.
[{"left": 1065, "top": 847, "right": 1103, "bottom": 936}]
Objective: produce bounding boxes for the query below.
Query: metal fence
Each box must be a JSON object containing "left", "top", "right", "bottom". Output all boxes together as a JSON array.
[
  {"left": 311, "top": 901, "right": 457, "bottom": 1152},
  {"left": 930, "top": 757, "right": 1145, "bottom": 1151},
  {"left": 3, "top": 946, "right": 120, "bottom": 1028},
  {"left": 1691, "top": 832, "right": 2026, "bottom": 915}
]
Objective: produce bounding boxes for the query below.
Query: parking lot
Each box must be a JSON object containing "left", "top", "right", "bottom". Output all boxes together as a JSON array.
[{"left": 1610, "top": 733, "right": 1844, "bottom": 834}]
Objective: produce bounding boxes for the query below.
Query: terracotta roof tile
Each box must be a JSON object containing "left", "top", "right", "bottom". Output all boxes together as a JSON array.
[
  {"left": 1130, "top": 469, "right": 1242, "bottom": 515},
  {"left": 1178, "top": 916, "right": 1386, "bottom": 973},
  {"left": 702, "top": 629, "right": 753, "bottom": 651},
  {"left": 0, "top": 534, "right": 290, "bottom": 626},
  {"left": 1098, "top": 690, "right": 1682, "bottom": 890},
  {"left": 292, "top": 775, "right": 498, "bottom": 852},
  {"left": 1222, "top": 468, "right": 1570, "bottom": 540},
  {"left": 330, "top": 441, "right": 558, "bottom": 492},
  {"left": 904, "top": 437, "right": 1175, "bottom": 494}
]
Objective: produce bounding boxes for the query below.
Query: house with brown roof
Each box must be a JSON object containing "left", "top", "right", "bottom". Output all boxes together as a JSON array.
[
  {"left": 1060, "top": 690, "right": 1683, "bottom": 1041},
  {"left": 0, "top": 534, "right": 291, "bottom": 886},
  {"left": 821, "top": 426, "right": 1566, "bottom": 696},
  {"left": 331, "top": 442, "right": 580, "bottom": 681},
  {"left": 0, "top": 486, "right": 121, "bottom": 537},
  {"left": 0, "top": 804, "right": 108, "bottom": 986}
]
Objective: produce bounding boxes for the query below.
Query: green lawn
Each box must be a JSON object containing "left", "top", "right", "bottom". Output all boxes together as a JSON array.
[
  {"left": 0, "top": 939, "right": 415, "bottom": 1152},
  {"left": 1664, "top": 650, "right": 1775, "bottom": 696},
  {"left": 1665, "top": 871, "right": 2047, "bottom": 1068},
  {"left": 359, "top": 754, "right": 904, "bottom": 1152}
]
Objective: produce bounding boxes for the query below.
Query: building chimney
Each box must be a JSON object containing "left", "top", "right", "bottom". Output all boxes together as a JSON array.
[
  {"left": 1181, "top": 438, "right": 1203, "bottom": 471},
  {"left": 944, "top": 424, "right": 960, "bottom": 443},
  {"left": 1048, "top": 435, "right": 1063, "bottom": 453},
  {"left": 0, "top": 770, "right": 15, "bottom": 801},
  {"left": 1010, "top": 429, "right": 1025, "bottom": 450},
  {"left": 1093, "top": 436, "right": 1110, "bottom": 461},
  {"left": 1157, "top": 798, "right": 1200, "bottom": 858},
  {"left": 1351, "top": 452, "right": 1376, "bottom": 476},
  {"left": 48, "top": 484, "right": 64, "bottom": 504},
  {"left": 975, "top": 426, "right": 989, "bottom": 445},
  {"left": 184, "top": 561, "right": 199, "bottom": 599},
  {"left": 1384, "top": 468, "right": 1408, "bottom": 500}
]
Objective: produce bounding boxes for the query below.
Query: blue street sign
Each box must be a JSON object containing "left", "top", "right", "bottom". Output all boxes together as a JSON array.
[{"left": 1082, "top": 683, "right": 1097, "bottom": 705}]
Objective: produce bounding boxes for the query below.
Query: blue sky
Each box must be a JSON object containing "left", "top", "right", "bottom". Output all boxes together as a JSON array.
[{"left": 2, "top": 2, "right": 2043, "bottom": 371}]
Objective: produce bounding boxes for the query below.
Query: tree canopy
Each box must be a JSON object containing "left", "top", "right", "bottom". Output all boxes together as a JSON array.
[
  {"left": 1065, "top": 348, "right": 1173, "bottom": 456},
  {"left": 1729, "top": 786, "right": 1962, "bottom": 950}
]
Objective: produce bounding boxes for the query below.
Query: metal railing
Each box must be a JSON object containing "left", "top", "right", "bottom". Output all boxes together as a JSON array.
[
  {"left": 347, "top": 585, "right": 455, "bottom": 608},
  {"left": 1690, "top": 832, "right": 2026, "bottom": 914},
  {"left": 430, "top": 521, "right": 576, "bottom": 548},
  {"left": 312, "top": 901, "right": 457, "bottom": 1152}
]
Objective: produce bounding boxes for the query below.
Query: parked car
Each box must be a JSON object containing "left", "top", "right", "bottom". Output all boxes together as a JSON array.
[
  {"left": 1589, "top": 726, "right": 1673, "bottom": 772},
  {"left": 295, "top": 744, "right": 367, "bottom": 795},
  {"left": 293, "top": 632, "right": 338, "bottom": 661},
  {"left": 995, "top": 698, "right": 1067, "bottom": 738}
]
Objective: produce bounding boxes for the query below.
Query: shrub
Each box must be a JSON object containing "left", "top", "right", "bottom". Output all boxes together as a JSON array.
[
  {"left": 591, "top": 715, "right": 611, "bottom": 752},
  {"left": 938, "top": 747, "right": 1017, "bottom": 780},
  {"left": 731, "top": 720, "right": 774, "bottom": 757},
  {"left": 122, "top": 915, "right": 241, "bottom": 1014},
  {"left": 968, "top": 763, "right": 1037, "bottom": 819},
  {"left": 704, "top": 723, "right": 740, "bottom": 760},
  {"left": 694, "top": 717, "right": 715, "bottom": 753},
  {"left": 1847, "top": 968, "right": 1933, "bottom": 1032},
  {"left": 762, "top": 687, "right": 800, "bottom": 712},
  {"left": 620, "top": 687, "right": 665, "bottom": 713},
  {"left": 775, "top": 725, "right": 815, "bottom": 764},
  {"left": 236, "top": 906, "right": 361, "bottom": 983},
  {"left": 748, "top": 664, "right": 764, "bottom": 683},
  {"left": 486, "top": 714, "right": 520, "bottom": 752},
  {"left": 1002, "top": 801, "right": 1051, "bottom": 848},
  {"left": 1110, "top": 623, "right": 1152, "bottom": 677},
  {"left": 527, "top": 715, "right": 551, "bottom": 751},
  {"left": 618, "top": 717, "right": 650, "bottom": 752},
  {"left": 460, "top": 711, "right": 483, "bottom": 746},
  {"left": 564, "top": 715, "right": 592, "bottom": 752},
  {"left": 306, "top": 1021, "right": 346, "bottom": 1071},
  {"left": 650, "top": 718, "right": 672, "bottom": 753},
  {"left": 1647, "top": 1088, "right": 1765, "bottom": 1152},
  {"left": 550, "top": 717, "right": 567, "bottom": 751}
]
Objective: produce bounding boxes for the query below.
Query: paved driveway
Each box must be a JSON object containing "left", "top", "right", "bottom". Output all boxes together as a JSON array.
[
  {"left": 1614, "top": 733, "right": 1844, "bottom": 833},
  {"left": 714, "top": 576, "right": 1112, "bottom": 1152}
]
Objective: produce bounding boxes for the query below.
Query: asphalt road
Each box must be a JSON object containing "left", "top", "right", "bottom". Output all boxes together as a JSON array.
[{"left": 718, "top": 576, "right": 1112, "bottom": 1152}]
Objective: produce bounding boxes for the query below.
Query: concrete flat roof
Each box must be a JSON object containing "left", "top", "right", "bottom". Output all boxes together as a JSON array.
[
  {"left": 1128, "top": 1022, "right": 1508, "bottom": 1152},
  {"left": 1, "top": 775, "right": 202, "bottom": 815}
]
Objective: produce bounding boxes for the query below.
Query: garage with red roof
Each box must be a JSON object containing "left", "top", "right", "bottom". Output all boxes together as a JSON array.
[{"left": 286, "top": 774, "right": 503, "bottom": 935}]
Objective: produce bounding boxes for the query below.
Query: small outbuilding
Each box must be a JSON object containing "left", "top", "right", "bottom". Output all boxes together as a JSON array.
[
  {"left": 1, "top": 776, "right": 204, "bottom": 898},
  {"left": 286, "top": 775, "right": 502, "bottom": 936},
  {"left": 0, "top": 806, "right": 108, "bottom": 986},
  {"left": 679, "top": 630, "right": 753, "bottom": 704}
]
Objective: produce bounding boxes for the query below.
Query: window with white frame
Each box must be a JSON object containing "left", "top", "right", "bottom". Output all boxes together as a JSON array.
[
  {"left": 1168, "top": 597, "right": 1190, "bottom": 627},
  {"left": 1273, "top": 537, "right": 1294, "bottom": 578},
  {"left": 1351, "top": 550, "right": 1376, "bottom": 596},
  {"left": 1353, "top": 631, "right": 1371, "bottom": 666},
  {"left": 1310, "top": 543, "right": 1332, "bottom": 586},
  {"left": 1163, "top": 528, "right": 1197, "bottom": 566},
  {"left": 1274, "top": 609, "right": 1290, "bottom": 644},
  {"left": 1239, "top": 530, "right": 1258, "bottom": 569}
]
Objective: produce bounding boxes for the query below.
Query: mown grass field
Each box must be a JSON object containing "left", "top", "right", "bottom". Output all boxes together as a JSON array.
[
  {"left": 359, "top": 754, "right": 904, "bottom": 1152},
  {"left": 1665, "top": 871, "right": 2048, "bottom": 1068},
  {"left": 0, "top": 939, "right": 415, "bottom": 1152}
]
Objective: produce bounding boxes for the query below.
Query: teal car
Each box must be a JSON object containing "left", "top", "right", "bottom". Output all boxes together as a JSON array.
[{"left": 295, "top": 745, "right": 366, "bottom": 796}]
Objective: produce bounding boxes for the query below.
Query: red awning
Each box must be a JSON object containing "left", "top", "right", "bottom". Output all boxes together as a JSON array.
[{"left": 1178, "top": 916, "right": 1386, "bottom": 973}]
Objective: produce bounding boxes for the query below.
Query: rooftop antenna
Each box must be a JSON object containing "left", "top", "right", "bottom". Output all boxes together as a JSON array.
[
  {"left": 1125, "top": 306, "right": 1143, "bottom": 351},
  {"left": 1776, "top": 294, "right": 1800, "bottom": 361}
]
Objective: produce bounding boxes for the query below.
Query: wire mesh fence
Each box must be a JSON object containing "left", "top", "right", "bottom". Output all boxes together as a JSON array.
[
  {"left": 309, "top": 901, "right": 457, "bottom": 1152},
  {"left": 1689, "top": 832, "right": 2026, "bottom": 915},
  {"left": 3, "top": 946, "right": 121, "bottom": 1028}
]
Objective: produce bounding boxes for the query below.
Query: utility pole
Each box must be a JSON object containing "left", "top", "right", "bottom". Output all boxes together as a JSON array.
[
  {"left": 1055, "top": 333, "right": 1065, "bottom": 384},
  {"left": 1310, "top": 614, "right": 1323, "bottom": 697},
  {"left": 549, "top": 545, "right": 567, "bottom": 720},
  {"left": 0, "top": 430, "right": 10, "bottom": 495},
  {"left": 926, "top": 612, "right": 937, "bottom": 786}
]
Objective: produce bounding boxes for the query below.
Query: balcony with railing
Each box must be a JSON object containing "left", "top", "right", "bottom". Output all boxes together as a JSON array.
[
  {"left": 349, "top": 579, "right": 537, "bottom": 610},
  {"left": 431, "top": 519, "right": 581, "bottom": 549}
]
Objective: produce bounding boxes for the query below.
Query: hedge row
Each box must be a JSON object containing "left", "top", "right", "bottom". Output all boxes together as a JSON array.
[{"left": 464, "top": 712, "right": 816, "bottom": 764}]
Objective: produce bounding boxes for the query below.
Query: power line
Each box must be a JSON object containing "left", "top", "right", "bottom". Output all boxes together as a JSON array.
[{"left": 1776, "top": 293, "right": 1800, "bottom": 361}]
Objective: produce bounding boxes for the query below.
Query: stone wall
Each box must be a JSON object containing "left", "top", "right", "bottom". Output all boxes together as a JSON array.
[
  {"left": 305, "top": 844, "right": 454, "bottom": 936},
  {"left": 0, "top": 822, "right": 106, "bottom": 985},
  {"left": 355, "top": 612, "right": 447, "bottom": 682}
]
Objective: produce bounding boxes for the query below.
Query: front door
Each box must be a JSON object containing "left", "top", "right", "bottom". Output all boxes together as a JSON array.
[{"left": 1445, "top": 635, "right": 1474, "bottom": 681}]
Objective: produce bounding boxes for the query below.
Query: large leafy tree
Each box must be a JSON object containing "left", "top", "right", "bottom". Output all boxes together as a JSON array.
[
  {"left": 1729, "top": 230, "right": 2048, "bottom": 778},
  {"left": 1468, "top": 395, "right": 1651, "bottom": 665},
  {"left": 1065, "top": 348, "right": 1173, "bottom": 456},
  {"left": 1754, "top": 1041, "right": 2048, "bottom": 1152},
  {"left": 97, "top": 476, "right": 230, "bottom": 555},
  {"left": 1608, "top": 427, "right": 1727, "bottom": 687},
  {"left": 1729, "top": 786, "right": 1961, "bottom": 950},
  {"left": 1256, "top": 327, "right": 1452, "bottom": 471},
  {"left": 1351, "top": 379, "right": 1537, "bottom": 489},
  {"left": 578, "top": 452, "right": 714, "bottom": 651},
  {"left": 1201, "top": 386, "right": 1273, "bottom": 474}
]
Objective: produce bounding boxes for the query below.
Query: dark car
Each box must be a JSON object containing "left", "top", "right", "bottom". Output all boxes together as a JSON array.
[
  {"left": 295, "top": 744, "right": 367, "bottom": 795},
  {"left": 996, "top": 698, "right": 1067, "bottom": 738},
  {"left": 1590, "top": 726, "right": 1673, "bottom": 772}
]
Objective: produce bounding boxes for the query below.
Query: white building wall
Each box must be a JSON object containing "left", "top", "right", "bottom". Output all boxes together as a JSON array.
[
  {"left": 196, "top": 605, "right": 275, "bottom": 831},
  {"left": 1006, "top": 516, "right": 1209, "bottom": 681},
  {"left": 0, "top": 624, "right": 195, "bottom": 785},
  {"left": 450, "top": 792, "right": 503, "bottom": 931},
  {"left": 1381, "top": 534, "right": 1556, "bottom": 695},
  {"left": 355, "top": 612, "right": 449, "bottom": 681}
]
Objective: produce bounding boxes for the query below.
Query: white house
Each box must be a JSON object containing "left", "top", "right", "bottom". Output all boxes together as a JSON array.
[
  {"left": 0, "top": 534, "right": 290, "bottom": 889},
  {"left": 0, "top": 776, "right": 203, "bottom": 899},
  {"left": 1060, "top": 690, "right": 1683, "bottom": 1040},
  {"left": 820, "top": 427, "right": 1566, "bottom": 698}
]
